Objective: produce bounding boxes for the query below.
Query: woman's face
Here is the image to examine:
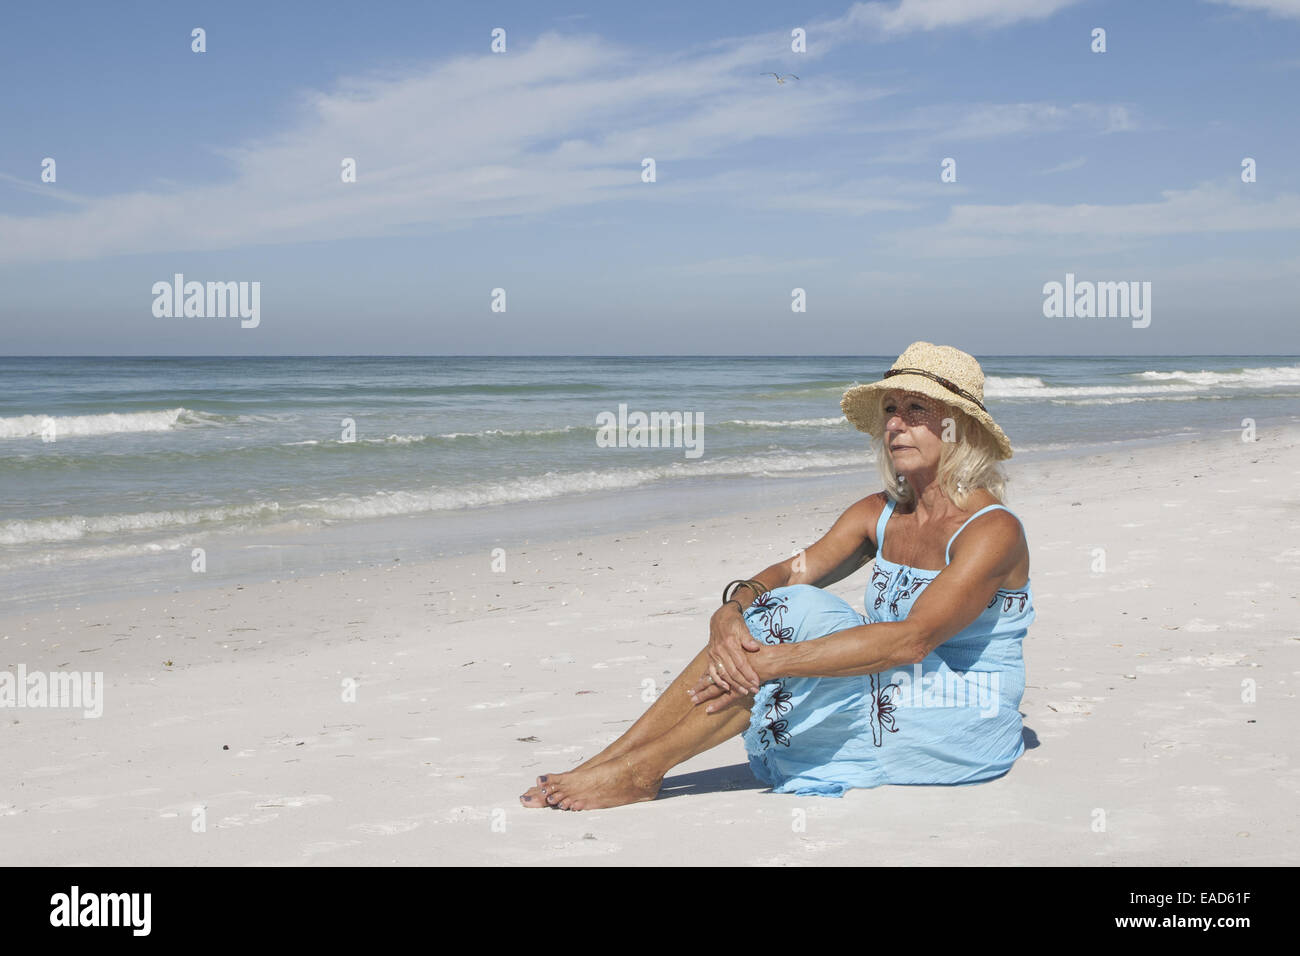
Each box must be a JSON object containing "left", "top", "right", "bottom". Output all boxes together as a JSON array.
[{"left": 882, "top": 389, "right": 946, "bottom": 475}]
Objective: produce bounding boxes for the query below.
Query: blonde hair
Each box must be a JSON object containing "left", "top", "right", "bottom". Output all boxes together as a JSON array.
[{"left": 872, "top": 396, "right": 1008, "bottom": 508}]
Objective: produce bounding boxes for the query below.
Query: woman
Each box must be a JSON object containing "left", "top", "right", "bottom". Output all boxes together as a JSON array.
[{"left": 520, "top": 341, "right": 1034, "bottom": 810}]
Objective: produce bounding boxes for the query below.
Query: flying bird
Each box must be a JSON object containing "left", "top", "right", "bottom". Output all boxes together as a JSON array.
[{"left": 761, "top": 72, "right": 799, "bottom": 84}]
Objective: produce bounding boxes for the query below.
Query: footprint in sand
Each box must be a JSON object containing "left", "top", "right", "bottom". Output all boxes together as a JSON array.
[
  {"left": 541, "top": 837, "right": 623, "bottom": 858},
  {"left": 302, "top": 839, "right": 364, "bottom": 859},
  {"left": 1174, "top": 652, "right": 1245, "bottom": 667},
  {"left": 208, "top": 793, "right": 334, "bottom": 829},
  {"left": 445, "top": 805, "right": 491, "bottom": 823},
  {"left": 349, "top": 819, "right": 425, "bottom": 836},
  {"left": 1044, "top": 696, "right": 1103, "bottom": 715},
  {"left": 217, "top": 811, "right": 281, "bottom": 828},
  {"left": 591, "top": 655, "right": 649, "bottom": 669},
  {"left": 1106, "top": 578, "right": 1153, "bottom": 592},
  {"left": 255, "top": 794, "right": 333, "bottom": 809}
]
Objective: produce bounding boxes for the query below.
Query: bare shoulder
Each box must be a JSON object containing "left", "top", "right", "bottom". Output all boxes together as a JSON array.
[
  {"left": 843, "top": 491, "right": 888, "bottom": 549},
  {"left": 948, "top": 504, "right": 1027, "bottom": 566}
]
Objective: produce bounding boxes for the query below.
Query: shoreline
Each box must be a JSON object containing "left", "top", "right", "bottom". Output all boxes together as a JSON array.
[
  {"left": 2, "top": 425, "right": 1298, "bottom": 864},
  {"left": 4, "top": 418, "right": 1281, "bottom": 616}
]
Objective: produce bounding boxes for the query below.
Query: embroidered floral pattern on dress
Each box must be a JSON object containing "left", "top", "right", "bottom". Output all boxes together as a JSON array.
[
  {"left": 759, "top": 715, "right": 792, "bottom": 748},
  {"left": 747, "top": 589, "right": 795, "bottom": 643},
  {"left": 758, "top": 682, "right": 793, "bottom": 748},
  {"left": 868, "top": 673, "right": 902, "bottom": 746},
  {"left": 888, "top": 568, "right": 934, "bottom": 617},
  {"left": 869, "top": 566, "right": 891, "bottom": 611},
  {"left": 746, "top": 592, "right": 797, "bottom": 750},
  {"left": 987, "top": 590, "right": 1029, "bottom": 613},
  {"left": 872, "top": 564, "right": 935, "bottom": 616}
]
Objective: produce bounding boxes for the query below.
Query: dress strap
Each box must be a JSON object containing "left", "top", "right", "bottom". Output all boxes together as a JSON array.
[
  {"left": 945, "top": 504, "right": 1017, "bottom": 565},
  {"left": 875, "top": 498, "right": 897, "bottom": 552}
]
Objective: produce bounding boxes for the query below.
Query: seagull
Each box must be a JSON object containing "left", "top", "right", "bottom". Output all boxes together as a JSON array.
[{"left": 761, "top": 72, "right": 799, "bottom": 84}]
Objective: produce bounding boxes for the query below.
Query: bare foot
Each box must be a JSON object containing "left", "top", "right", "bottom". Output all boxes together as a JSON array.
[
  {"left": 535, "top": 757, "right": 662, "bottom": 811},
  {"left": 519, "top": 784, "right": 550, "bottom": 807},
  {"left": 518, "top": 745, "right": 637, "bottom": 808},
  {"left": 519, "top": 765, "right": 598, "bottom": 808}
]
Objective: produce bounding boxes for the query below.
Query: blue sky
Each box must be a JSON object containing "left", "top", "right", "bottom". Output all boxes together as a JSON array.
[{"left": 1, "top": 0, "right": 1298, "bottom": 355}]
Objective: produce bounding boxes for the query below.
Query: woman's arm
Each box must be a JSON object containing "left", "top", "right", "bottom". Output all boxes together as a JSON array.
[
  {"left": 762, "top": 509, "right": 1026, "bottom": 679},
  {"left": 706, "top": 494, "right": 882, "bottom": 692}
]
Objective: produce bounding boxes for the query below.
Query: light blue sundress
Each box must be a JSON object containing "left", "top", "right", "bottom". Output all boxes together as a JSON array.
[{"left": 740, "top": 499, "right": 1035, "bottom": 797}]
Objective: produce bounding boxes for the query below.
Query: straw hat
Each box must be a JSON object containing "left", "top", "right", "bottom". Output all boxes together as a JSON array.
[{"left": 840, "top": 341, "right": 1013, "bottom": 460}]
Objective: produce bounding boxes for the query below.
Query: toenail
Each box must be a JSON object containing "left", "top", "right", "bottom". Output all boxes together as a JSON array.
[{"left": 539, "top": 775, "right": 548, "bottom": 782}]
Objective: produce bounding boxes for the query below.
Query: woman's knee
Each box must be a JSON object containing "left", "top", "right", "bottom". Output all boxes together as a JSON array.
[{"left": 745, "top": 585, "right": 860, "bottom": 645}]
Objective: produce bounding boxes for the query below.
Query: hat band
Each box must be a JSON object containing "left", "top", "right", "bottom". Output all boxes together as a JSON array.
[{"left": 883, "top": 367, "right": 987, "bottom": 412}]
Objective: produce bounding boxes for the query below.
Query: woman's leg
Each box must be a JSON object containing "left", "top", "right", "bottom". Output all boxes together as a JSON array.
[
  {"left": 520, "top": 644, "right": 731, "bottom": 806},
  {"left": 525, "top": 584, "right": 869, "bottom": 809},
  {"left": 537, "top": 691, "right": 756, "bottom": 811}
]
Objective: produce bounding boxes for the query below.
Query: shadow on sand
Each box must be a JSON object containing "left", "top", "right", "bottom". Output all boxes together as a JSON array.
[
  {"left": 657, "top": 763, "right": 767, "bottom": 800},
  {"left": 653, "top": 723, "right": 1040, "bottom": 801}
]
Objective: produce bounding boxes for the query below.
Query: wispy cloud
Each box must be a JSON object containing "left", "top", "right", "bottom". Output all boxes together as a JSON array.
[
  {"left": 1143, "top": 254, "right": 1300, "bottom": 282},
  {"left": 1037, "top": 156, "right": 1088, "bottom": 175},
  {"left": 850, "top": 103, "right": 1135, "bottom": 165},
  {"left": 658, "top": 170, "right": 931, "bottom": 215},
  {"left": 1204, "top": 0, "right": 1300, "bottom": 20},
  {"left": 823, "top": 0, "right": 1085, "bottom": 36},
  {"left": 0, "top": 171, "right": 93, "bottom": 206},
  {"left": 0, "top": 30, "right": 891, "bottom": 263},
  {"left": 864, "top": 102, "right": 1136, "bottom": 141},
  {"left": 0, "top": 1, "right": 1110, "bottom": 265},
  {"left": 672, "top": 254, "right": 838, "bottom": 276},
  {"left": 887, "top": 181, "right": 1300, "bottom": 256}
]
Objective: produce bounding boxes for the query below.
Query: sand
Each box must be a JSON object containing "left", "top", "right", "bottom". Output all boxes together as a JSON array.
[{"left": 2, "top": 427, "right": 1297, "bottom": 865}]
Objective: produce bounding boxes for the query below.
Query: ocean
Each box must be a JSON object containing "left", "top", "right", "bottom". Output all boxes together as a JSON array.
[{"left": 4, "top": 354, "right": 1299, "bottom": 610}]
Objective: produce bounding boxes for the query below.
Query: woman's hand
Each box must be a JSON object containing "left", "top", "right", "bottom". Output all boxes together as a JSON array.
[
  {"left": 707, "top": 605, "right": 764, "bottom": 695},
  {"left": 688, "top": 645, "right": 780, "bottom": 713}
]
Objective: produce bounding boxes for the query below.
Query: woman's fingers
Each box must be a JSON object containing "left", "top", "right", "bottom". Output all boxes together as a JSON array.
[
  {"left": 708, "top": 660, "right": 732, "bottom": 692},
  {"left": 688, "top": 680, "right": 724, "bottom": 704},
  {"left": 726, "top": 649, "right": 762, "bottom": 693},
  {"left": 705, "top": 687, "right": 749, "bottom": 714},
  {"left": 688, "top": 673, "right": 714, "bottom": 695}
]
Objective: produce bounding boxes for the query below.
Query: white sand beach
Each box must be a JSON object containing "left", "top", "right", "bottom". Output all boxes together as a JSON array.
[{"left": 2, "top": 428, "right": 1297, "bottom": 866}]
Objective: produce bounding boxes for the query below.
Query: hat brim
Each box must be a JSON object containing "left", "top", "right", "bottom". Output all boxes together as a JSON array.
[{"left": 841, "top": 374, "right": 1013, "bottom": 460}]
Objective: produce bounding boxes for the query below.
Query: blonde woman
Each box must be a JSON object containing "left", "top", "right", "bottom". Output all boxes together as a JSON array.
[{"left": 520, "top": 342, "right": 1034, "bottom": 810}]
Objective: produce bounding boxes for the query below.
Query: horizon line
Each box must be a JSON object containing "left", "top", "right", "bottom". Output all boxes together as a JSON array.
[{"left": 4, "top": 353, "right": 1299, "bottom": 360}]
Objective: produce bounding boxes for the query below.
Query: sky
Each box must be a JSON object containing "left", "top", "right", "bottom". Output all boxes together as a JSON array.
[{"left": 1, "top": 0, "right": 1298, "bottom": 356}]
